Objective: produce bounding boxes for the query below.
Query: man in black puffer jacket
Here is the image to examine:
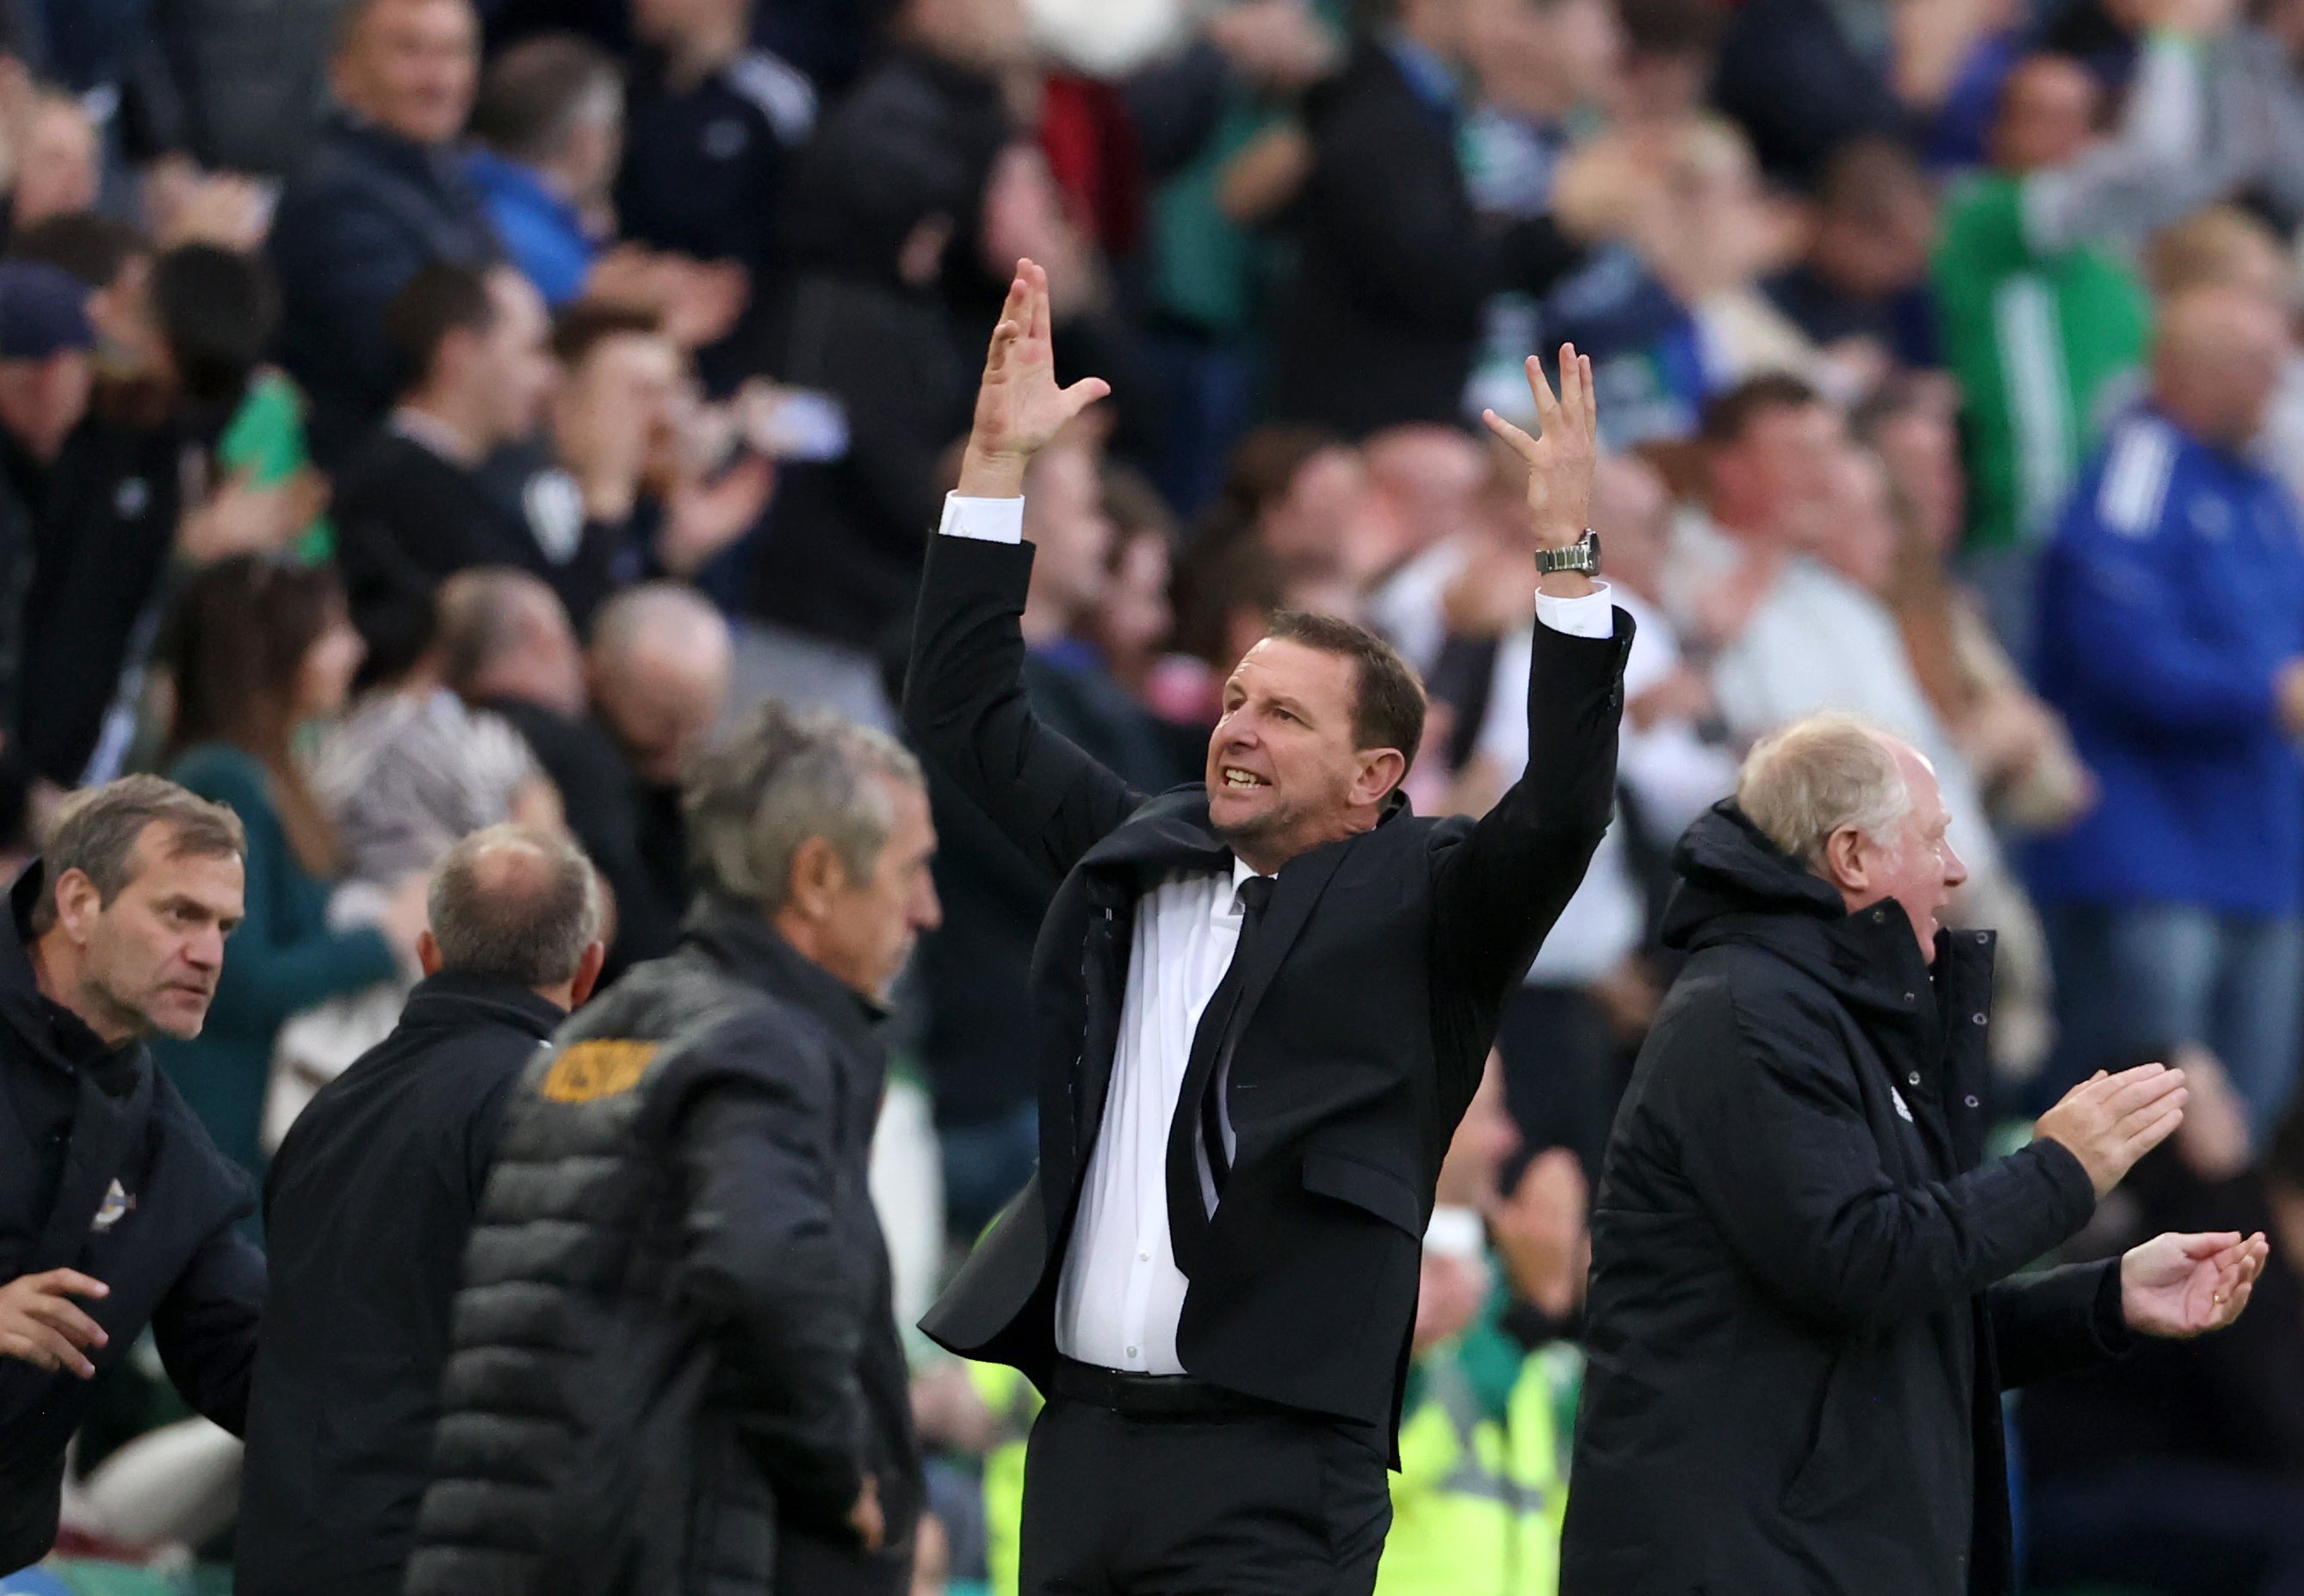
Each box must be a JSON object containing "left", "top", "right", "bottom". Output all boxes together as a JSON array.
[
  {"left": 405, "top": 700, "right": 939, "bottom": 1596},
  {"left": 1562, "top": 713, "right": 2271, "bottom": 1596}
]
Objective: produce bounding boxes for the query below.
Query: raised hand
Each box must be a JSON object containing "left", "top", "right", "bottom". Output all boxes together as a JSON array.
[
  {"left": 2121, "top": 1230, "right": 2270, "bottom": 1338},
  {"left": 2034, "top": 1062, "right": 2189, "bottom": 1197},
  {"left": 1481, "top": 345, "right": 1600, "bottom": 566},
  {"left": 957, "top": 259, "right": 1112, "bottom": 499}
]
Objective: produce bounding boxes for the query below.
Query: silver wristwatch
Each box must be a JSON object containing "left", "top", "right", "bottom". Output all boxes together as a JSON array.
[{"left": 1534, "top": 529, "right": 1601, "bottom": 577}]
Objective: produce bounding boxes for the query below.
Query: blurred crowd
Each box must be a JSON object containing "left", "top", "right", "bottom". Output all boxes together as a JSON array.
[{"left": 2, "top": 0, "right": 2304, "bottom": 1590}]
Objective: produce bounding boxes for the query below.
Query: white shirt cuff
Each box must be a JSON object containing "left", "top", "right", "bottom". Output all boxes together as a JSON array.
[
  {"left": 1534, "top": 579, "right": 1615, "bottom": 639},
  {"left": 938, "top": 492, "right": 1025, "bottom": 544}
]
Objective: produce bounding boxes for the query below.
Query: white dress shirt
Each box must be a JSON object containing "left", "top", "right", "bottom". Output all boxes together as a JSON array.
[{"left": 938, "top": 492, "right": 1614, "bottom": 1374}]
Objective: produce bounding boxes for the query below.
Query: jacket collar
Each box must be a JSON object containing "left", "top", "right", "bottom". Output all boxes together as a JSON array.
[
  {"left": 683, "top": 896, "right": 886, "bottom": 1055},
  {"left": 1075, "top": 783, "right": 1411, "bottom": 882},
  {"left": 398, "top": 969, "right": 566, "bottom": 1041},
  {"left": 1, "top": 863, "right": 145, "bottom": 1089},
  {"left": 1663, "top": 803, "right": 1991, "bottom": 1031}
]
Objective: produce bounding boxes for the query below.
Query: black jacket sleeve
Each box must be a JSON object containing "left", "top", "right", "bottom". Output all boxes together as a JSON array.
[
  {"left": 666, "top": 1050, "right": 868, "bottom": 1538},
  {"left": 1430, "top": 611, "right": 1630, "bottom": 1042},
  {"left": 1988, "top": 1259, "right": 2133, "bottom": 1390},
  {"left": 902, "top": 533, "right": 1147, "bottom": 885},
  {"left": 151, "top": 1224, "right": 266, "bottom": 1436},
  {"left": 1671, "top": 983, "right": 2103, "bottom": 1335}
]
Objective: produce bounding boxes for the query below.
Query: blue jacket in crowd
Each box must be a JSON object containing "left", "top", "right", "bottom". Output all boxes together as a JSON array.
[
  {"left": 466, "top": 150, "right": 594, "bottom": 307},
  {"left": 2030, "top": 409, "right": 2304, "bottom": 916}
]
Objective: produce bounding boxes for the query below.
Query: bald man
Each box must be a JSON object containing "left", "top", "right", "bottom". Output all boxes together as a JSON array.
[
  {"left": 2034, "top": 284, "right": 2304, "bottom": 1135},
  {"left": 587, "top": 582, "right": 734, "bottom": 957},
  {"left": 238, "top": 826, "right": 606, "bottom": 1596},
  {"left": 441, "top": 571, "right": 689, "bottom": 976}
]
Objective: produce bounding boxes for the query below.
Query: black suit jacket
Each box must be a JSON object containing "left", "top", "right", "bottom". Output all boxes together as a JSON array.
[{"left": 907, "top": 535, "right": 1628, "bottom": 1437}]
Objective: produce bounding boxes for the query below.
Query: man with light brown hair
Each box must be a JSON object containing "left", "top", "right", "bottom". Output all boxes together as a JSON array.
[{"left": 0, "top": 776, "right": 266, "bottom": 1575}]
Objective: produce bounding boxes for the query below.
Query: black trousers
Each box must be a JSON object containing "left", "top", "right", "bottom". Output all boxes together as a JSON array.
[{"left": 1019, "top": 1393, "right": 1392, "bottom": 1595}]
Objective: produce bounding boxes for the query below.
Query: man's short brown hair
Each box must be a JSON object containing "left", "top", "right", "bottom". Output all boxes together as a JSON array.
[
  {"left": 1699, "top": 372, "right": 1825, "bottom": 447},
  {"left": 31, "top": 776, "right": 247, "bottom": 935},
  {"left": 1264, "top": 612, "right": 1428, "bottom": 772}
]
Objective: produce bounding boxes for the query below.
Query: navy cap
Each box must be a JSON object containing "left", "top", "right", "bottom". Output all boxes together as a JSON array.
[{"left": 0, "top": 261, "right": 95, "bottom": 361}]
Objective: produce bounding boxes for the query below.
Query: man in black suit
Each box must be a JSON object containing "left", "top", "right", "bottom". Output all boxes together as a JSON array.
[{"left": 910, "top": 262, "right": 1630, "bottom": 1593}]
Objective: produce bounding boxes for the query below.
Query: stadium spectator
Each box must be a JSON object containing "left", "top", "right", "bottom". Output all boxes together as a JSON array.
[
  {"left": 437, "top": 567, "right": 687, "bottom": 977},
  {"left": 586, "top": 580, "right": 733, "bottom": 941},
  {"left": 2031, "top": 286, "right": 2304, "bottom": 1135},
  {"left": 1933, "top": 12, "right": 2227, "bottom": 644},
  {"left": 407, "top": 702, "right": 936, "bottom": 1596},
  {"left": 268, "top": 0, "right": 497, "bottom": 466},
  {"left": 236, "top": 826, "right": 605, "bottom": 1596},
  {"left": 1563, "top": 713, "right": 2266, "bottom": 1596},
  {"left": 0, "top": 777, "right": 266, "bottom": 1575},
  {"left": 0, "top": 259, "right": 96, "bottom": 736},
  {"left": 5, "top": 92, "right": 101, "bottom": 243},
  {"left": 1762, "top": 136, "right": 1942, "bottom": 375},
  {"left": 616, "top": 0, "right": 818, "bottom": 387},
  {"left": 149, "top": 558, "right": 425, "bottom": 1185},
  {"left": 738, "top": 58, "right": 978, "bottom": 727},
  {"left": 331, "top": 263, "right": 575, "bottom": 686},
  {"left": 1267, "top": 0, "right": 1590, "bottom": 436},
  {"left": 468, "top": 33, "right": 626, "bottom": 307}
]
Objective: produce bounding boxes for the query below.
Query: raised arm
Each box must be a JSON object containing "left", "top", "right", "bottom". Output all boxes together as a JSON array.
[
  {"left": 902, "top": 262, "right": 1146, "bottom": 883},
  {"left": 1432, "top": 350, "right": 1632, "bottom": 1029}
]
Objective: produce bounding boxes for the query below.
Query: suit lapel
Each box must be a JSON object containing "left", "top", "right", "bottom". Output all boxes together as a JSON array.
[
  {"left": 30, "top": 1061, "right": 150, "bottom": 1273},
  {"left": 1225, "top": 837, "right": 1351, "bottom": 1045}
]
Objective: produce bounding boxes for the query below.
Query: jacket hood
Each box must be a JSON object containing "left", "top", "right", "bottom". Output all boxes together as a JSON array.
[
  {"left": 1662, "top": 802, "right": 1960, "bottom": 1024},
  {"left": 0, "top": 863, "right": 139, "bottom": 1086}
]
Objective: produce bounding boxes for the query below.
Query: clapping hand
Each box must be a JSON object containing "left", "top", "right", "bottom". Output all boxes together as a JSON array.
[
  {"left": 1480, "top": 346, "right": 1601, "bottom": 591},
  {"left": 956, "top": 259, "right": 1112, "bottom": 499},
  {"left": 2121, "top": 1230, "right": 2270, "bottom": 1338}
]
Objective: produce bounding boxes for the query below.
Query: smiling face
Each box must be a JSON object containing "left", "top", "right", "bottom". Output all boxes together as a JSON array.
[
  {"left": 1205, "top": 634, "right": 1410, "bottom": 870},
  {"left": 64, "top": 826, "right": 247, "bottom": 1042}
]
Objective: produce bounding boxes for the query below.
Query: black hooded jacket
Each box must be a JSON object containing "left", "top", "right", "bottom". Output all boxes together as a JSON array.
[
  {"left": 1560, "top": 804, "right": 2128, "bottom": 1596},
  {"left": 0, "top": 865, "right": 264, "bottom": 1574}
]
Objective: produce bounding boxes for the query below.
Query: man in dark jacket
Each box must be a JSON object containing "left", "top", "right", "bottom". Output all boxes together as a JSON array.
[
  {"left": 406, "top": 698, "right": 937, "bottom": 1596},
  {"left": 1562, "top": 713, "right": 2272, "bottom": 1596},
  {"left": 235, "top": 825, "right": 605, "bottom": 1596},
  {"left": 1268, "top": 1, "right": 1589, "bottom": 436},
  {"left": 0, "top": 259, "right": 96, "bottom": 743},
  {"left": 267, "top": 0, "right": 499, "bottom": 466},
  {"left": 0, "top": 776, "right": 264, "bottom": 1574},
  {"left": 915, "top": 267, "right": 1626, "bottom": 1592}
]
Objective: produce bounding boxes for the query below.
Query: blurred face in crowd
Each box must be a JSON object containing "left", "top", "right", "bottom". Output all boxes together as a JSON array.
[
  {"left": 785, "top": 775, "right": 942, "bottom": 1002},
  {"left": 0, "top": 350, "right": 95, "bottom": 463},
  {"left": 633, "top": 0, "right": 744, "bottom": 49},
  {"left": 1708, "top": 400, "right": 1844, "bottom": 545},
  {"left": 48, "top": 826, "right": 245, "bottom": 1043},
  {"left": 1814, "top": 448, "right": 1898, "bottom": 597},
  {"left": 1206, "top": 640, "right": 1406, "bottom": 868},
  {"left": 2153, "top": 287, "right": 2292, "bottom": 449},
  {"left": 1992, "top": 56, "right": 2099, "bottom": 174},
  {"left": 591, "top": 623, "right": 731, "bottom": 786},
  {"left": 1465, "top": 0, "right": 1622, "bottom": 118},
  {"left": 1023, "top": 443, "right": 1116, "bottom": 626},
  {"left": 1093, "top": 529, "right": 1174, "bottom": 682},
  {"left": 895, "top": 0, "right": 1031, "bottom": 71},
  {"left": 296, "top": 601, "right": 368, "bottom": 722},
  {"left": 1868, "top": 399, "right": 1966, "bottom": 554},
  {"left": 1589, "top": 452, "right": 1672, "bottom": 603},
  {"left": 13, "top": 96, "right": 100, "bottom": 230},
  {"left": 1811, "top": 177, "right": 1936, "bottom": 301},
  {"left": 335, "top": 0, "right": 480, "bottom": 148},
  {"left": 1262, "top": 446, "right": 1367, "bottom": 574},
  {"left": 557, "top": 328, "right": 683, "bottom": 480},
  {"left": 473, "top": 269, "right": 556, "bottom": 447},
  {"left": 1824, "top": 739, "right": 1967, "bottom": 962}
]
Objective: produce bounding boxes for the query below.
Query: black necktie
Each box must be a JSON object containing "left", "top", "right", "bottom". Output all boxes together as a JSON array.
[{"left": 1167, "top": 873, "right": 1273, "bottom": 1277}]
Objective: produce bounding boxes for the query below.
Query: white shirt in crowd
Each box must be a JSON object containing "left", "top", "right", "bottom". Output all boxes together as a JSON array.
[{"left": 939, "top": 492, "right": 1613, "bottom": 1375}]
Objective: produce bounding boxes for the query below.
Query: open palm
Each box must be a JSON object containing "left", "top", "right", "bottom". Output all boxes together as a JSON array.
[
  {"left": 1480, "top": 344, "right": 1598, "bottom": 550},
  {"left": 2121, "top": 1230, "right": 2270, "bottom": 1338},
  {"left": 963, "top": 259, "right": 1110, "bottom": 491}
]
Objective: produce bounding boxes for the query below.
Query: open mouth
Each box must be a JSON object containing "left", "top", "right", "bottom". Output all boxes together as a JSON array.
[{"left": 1219, "top": 767, "right": 1269, "bottom": 790}]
